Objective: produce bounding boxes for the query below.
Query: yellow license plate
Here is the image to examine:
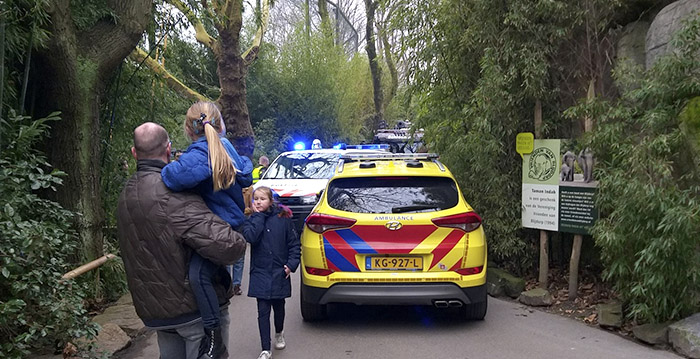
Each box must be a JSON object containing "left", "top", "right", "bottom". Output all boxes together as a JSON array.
[{"left": 366, "top": 256, "right": 423, "bottom": 270}]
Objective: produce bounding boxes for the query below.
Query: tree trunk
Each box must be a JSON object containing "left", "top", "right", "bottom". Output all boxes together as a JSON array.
[
  {"left": 216, "top": 4, "right": 255, "bottom": 159},
  {"left": 364, "top": 0, "right": 383, "bottom": 131},
  {"left": 305, "top": 0, "right": 311, "bottom": 38},
  {"left": 378, "top": 22, "right": 397, "bottom": 107},
  {"left": 33, "top": 0, "right": 151, "bottom": 261},
  {"left": 318, "top": 0, "right": 332, "bottom": 37}
]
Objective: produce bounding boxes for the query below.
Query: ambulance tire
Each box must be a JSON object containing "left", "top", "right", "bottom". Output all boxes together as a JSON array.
[
  {"left": 300, "top": 286, "right": 327, "bottom": 322},
  {"left": 461, "top": 295, "right": 487, "bottom": 321}
]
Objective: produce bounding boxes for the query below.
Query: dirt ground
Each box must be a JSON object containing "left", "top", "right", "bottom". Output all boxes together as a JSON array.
[{"left": 520, "top": 267, "right": 635, "bottom": 338}]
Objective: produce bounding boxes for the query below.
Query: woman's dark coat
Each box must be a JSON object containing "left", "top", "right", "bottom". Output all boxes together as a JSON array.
[{"left": 241, "top": 206, "right": 300, "bottom": 299}]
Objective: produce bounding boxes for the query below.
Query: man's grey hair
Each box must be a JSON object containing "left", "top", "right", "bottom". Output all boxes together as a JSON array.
[{"left": 134, "top": 122, "right": 169, "bottom": 158}]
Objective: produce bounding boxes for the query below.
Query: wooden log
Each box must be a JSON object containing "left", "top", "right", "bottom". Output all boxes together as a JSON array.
[{"left": 62, "top": 254, "right": 117, "bottom": 280}]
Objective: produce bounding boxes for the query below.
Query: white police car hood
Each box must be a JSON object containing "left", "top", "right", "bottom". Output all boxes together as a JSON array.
[{"left": 253, "top": 178, "right": 327, "bottom": 199}]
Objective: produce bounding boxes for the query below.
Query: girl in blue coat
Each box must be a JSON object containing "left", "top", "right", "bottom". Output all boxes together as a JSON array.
[
  {"left": 241, "top": 186, "right": 300, "bottom": 359},
  {"left": 161, "top": 101, "right": 253, "bottom": 359}
]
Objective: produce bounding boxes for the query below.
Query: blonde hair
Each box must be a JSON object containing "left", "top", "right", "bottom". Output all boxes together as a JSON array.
[{"left": 184, "top": 101, "right": 236, "bottom": 191}]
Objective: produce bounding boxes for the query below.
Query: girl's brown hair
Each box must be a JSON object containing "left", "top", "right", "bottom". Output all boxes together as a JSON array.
[
  {"left": 252, "top": 186, "right": 278, "bottom": 209},
  {"left": 254, "top": 186, "right": 293, "bottom": 218},
  {"left": 184, "top": 101, "right": 236, "bottom": 191}
]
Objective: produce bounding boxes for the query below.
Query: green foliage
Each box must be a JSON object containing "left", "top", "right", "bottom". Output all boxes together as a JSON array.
[
  {"left": 1, "top": 0, "right": 52, "bottom": 113},
  {"left": 0, "top": 112, "right": 97, "bottom": 358},
  {"left": 100, "top": 53, "right": 192, "bottom": 267},
  {"left": 247, "top": 25, "right": 375, "bottom": 151},
  {"left": 70, "top": 0, "right": 116, "bottom": 31},
  {"left": 390, "top": 0, "right": 587, "bottom": 272},
  {"left": 568, "top": 17, "right": 700, "bottom": 323}
]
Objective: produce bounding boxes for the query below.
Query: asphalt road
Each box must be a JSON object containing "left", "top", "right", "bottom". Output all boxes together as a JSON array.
[{"left": 115, "top": 250, "right": 680, "bottom": 359}]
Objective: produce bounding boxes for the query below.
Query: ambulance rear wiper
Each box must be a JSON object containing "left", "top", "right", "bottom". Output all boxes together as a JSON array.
[{"left": 391, "top": 205, "right": 439, "bottom": 213}]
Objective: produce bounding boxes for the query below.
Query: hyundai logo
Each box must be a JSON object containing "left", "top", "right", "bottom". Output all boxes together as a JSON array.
[{"left": 385, "top": 221, "right": 403, "bottom": 231}]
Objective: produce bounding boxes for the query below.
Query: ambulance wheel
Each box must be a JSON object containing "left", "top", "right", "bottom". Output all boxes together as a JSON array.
[
  {"left": 301, "top": 298, "right": 327, "bottom": 322},
  {"left": 461, "top": 296, "right": 487, "bottom": 321},
  {"left": 300, "top": 286, "right": 327, "bottom": 322}
]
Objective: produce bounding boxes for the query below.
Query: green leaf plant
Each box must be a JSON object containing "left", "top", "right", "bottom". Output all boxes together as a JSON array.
[{"left": 0, "top": 112, "right": 97, "bottom": 358}]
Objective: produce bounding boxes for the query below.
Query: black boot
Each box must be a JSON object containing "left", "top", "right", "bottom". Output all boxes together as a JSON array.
[{"left": 198, "top": 326, "right": 226, "bottom": 359}]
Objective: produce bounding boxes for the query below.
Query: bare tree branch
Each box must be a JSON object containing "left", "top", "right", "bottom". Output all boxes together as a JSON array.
[
  {"left": 129, "top": 47, "right": 209, "bottom": 102},
  {"left": 167, "top": 0, "right": 217, "bottom": 50},
  {"left": 242, "top": 0, "right": 270, "bottom": 64}
]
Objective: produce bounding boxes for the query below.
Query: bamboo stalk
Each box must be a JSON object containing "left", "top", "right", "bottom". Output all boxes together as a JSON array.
[
  {"left": 0, "top": 12, "right": 6, "bottom": 148},
  {"left": 61, "top": 254, "right": 117, "bottom": 280}
]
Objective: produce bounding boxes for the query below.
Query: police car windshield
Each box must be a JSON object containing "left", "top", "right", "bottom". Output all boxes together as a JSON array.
[
  {"left": 263, "top": 152, "right": 340, "bottom": 179},
  {"left": 327, "top": 176, "right": 459, "bottom": 213}
]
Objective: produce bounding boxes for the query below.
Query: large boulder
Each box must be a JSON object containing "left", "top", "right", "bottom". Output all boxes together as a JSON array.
[
  {"left": 597, "top": 302, "right": 623, "bottom": 328},
  {"left": 617, "top": 21, "right": 650, "bottom": 67},
  {"left": 646, "top": 0, "right": 700, "bottom": 68},
  {"left": 668, "top": 313, "right": 700, "bottom": 358},
  {"left": 632, "top": 322, "right": 670, "bottom": 345},
  {"left": 487, "top": 268, "right": 526, "bottom": 299},
  {"left": 93, "top": 323, "right": 131, "bottom": 356},
  {"left": 92, "top": 303, "right": 145, "bottom": 337},
  {"left": 518, "top": 288, "right": 553, "bottom": 307}
]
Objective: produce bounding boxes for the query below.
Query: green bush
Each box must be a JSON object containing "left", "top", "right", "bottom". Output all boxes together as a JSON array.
[
  {"left": 0, "top": 112, "right": 97, "bottom": 358},
  {"left": 571, "top": 18, "right": 700, "bottom": 323}
]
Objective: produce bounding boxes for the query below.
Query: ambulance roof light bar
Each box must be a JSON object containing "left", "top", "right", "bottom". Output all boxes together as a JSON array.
[
  {"left": 340, "top": 152, "right": 439, "bottom": 161},
  {"left": 337, "top": 153, "right": 444, "bottom": 173}
]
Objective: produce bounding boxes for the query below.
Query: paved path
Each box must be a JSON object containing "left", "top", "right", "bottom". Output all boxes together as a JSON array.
[{"left": 115, "top": 251, "right": 680, "bottom": 359}]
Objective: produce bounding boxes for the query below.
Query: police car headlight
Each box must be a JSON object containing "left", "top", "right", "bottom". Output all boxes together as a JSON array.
[{"left": 300, "top": 195, "right": 318, "bottom": 204}]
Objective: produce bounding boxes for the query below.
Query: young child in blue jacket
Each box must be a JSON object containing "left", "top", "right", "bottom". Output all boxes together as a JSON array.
[
  {"left": 241, "top": 186, "right": 300, "bottom": 359},
  {"left": 161, "top": 101, "right": 252, "bottom": 359}
]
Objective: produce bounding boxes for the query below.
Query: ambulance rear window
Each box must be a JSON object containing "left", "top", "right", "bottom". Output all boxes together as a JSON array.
[
  {"left": 264, "top": 153, "right": 340, "bottom": 179},
  {"left": 327, "top": 176, "right": 459, "bottom": 214}
]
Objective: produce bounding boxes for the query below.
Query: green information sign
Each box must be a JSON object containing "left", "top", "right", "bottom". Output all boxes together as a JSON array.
[
  {"left": 522, "top": 139, "right": 560, "bottom": 186},
  {"left": 559, "top": 186, "right": 598, "bottom": 234},
  {"left": 521, "top": 139, "right": 598, "bottom": 234}
]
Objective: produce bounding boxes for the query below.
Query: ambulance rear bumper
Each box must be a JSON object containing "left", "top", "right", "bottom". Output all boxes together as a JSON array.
[{"left": 301, "top": 282, "right": 487, "bottom": 306}]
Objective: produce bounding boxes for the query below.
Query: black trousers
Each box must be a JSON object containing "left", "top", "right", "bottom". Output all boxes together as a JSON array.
[{"left": 256, "top": 298, "right": 285, "bottom": 351}]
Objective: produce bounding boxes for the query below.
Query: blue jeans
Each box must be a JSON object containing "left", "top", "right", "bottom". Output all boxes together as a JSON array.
[
  {"left": 256, "top": 298, "right": 285, "bottom": 351},
  {"left": 189, "top": 252, "right": 220, "bottom": 329},
  {"left": 156, "top": 309, "right": 230, "bottom": 359},
  {"left": 228, "top": 254, "right": 244, "bottom": 286}
]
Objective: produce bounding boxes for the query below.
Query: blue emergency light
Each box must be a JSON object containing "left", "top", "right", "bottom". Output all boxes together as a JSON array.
[
  {"left": 294, "top": 141, "right": 306, "bottom": 151},
  {"left": 346, "top": 144, "right": 390, "bottom": 150}
]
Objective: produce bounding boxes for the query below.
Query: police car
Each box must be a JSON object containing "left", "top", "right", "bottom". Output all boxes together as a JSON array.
[
  {"left": 299, "top": 152, "right": 488, "bottom": 321},
  {"left": 253, "top": 142, "right": 388, "bottom": 233}
]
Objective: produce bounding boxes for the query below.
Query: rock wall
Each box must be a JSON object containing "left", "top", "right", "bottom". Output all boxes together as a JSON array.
[{"left": 645, "top": 0, "right": 700, "bottom": 68}]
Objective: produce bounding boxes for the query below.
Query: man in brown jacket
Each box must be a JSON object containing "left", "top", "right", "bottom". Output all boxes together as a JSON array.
[{"left": 117, "top": 122, "right": 246, "bottom": 359}]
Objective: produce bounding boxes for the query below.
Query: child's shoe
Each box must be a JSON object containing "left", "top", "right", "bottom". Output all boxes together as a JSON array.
[
  {"left": 257, "top": 350, "right": 272, "bottom": 359},
  {"left": 274, "top": 332, "right": 286, "bottom": 350},
  {"left": 199, "top": 326, "right": 226, "bottom": 359}
]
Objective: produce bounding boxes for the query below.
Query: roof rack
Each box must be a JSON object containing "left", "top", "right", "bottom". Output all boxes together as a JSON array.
[{"left": 337, "top": 153, "right": 444, "bottom": 173}]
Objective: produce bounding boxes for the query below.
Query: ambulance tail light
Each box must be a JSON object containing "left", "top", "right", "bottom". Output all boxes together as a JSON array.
[
  {"left": 455, "top": 266, "right": 484, "bottom": 275},
  {"left": 306, "top": 266, "right": 334, "bottom": 276},
  {"left": 432, "top": 212, "right": 482, "bottom": 232},
  {"left": 306, "top": 213, "right": 357, "bottom": 233}
]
